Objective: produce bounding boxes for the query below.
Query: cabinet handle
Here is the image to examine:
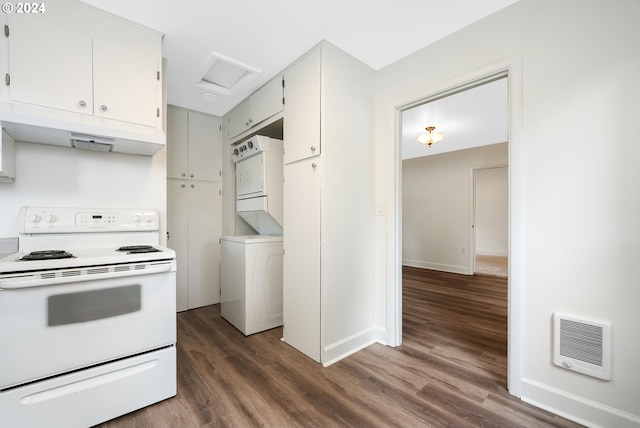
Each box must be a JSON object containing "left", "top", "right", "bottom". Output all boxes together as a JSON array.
[
  {"left": 190, "top": 174, "right": 194, "bottom": 178},
  {"left": 311, "top": 146, "right": 316, "bottom": 152},
  {"left": 181, "top": 173, "right": 186, "bottom": 177},
  {"left": 100, "top": 105, "right": 108, "bottom": 112},
  {"left": 191, "top": 184, "right": 195, "bottom": 188},
  {"left": 181, "top": 184, "right": 185, "bottom": 188},
  {"left": 248, "top": 118, "right": 253, "bottom": 124},
  {"left": 312, "top": 162, "right": 317, "bottom": 168},
  {"left": 78, "top": 100, "right": 86, "bottom": 107}
]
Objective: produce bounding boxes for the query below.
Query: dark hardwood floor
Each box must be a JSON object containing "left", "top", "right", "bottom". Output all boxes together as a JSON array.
[{"left": 97, "top": 267, "right": 582, "bottom": 427}]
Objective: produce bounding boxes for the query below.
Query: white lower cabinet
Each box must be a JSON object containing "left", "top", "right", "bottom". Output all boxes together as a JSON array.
[
  {"left": 282, "top": 157, "right": 321, "bottom": 361},
  {"left": 168, "top": 180, "right": 221, "bottom": 311}
]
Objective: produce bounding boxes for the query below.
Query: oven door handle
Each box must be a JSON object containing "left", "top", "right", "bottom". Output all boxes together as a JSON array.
[{"left": 0, "top": 263, "right": 174, "bottom": 290}]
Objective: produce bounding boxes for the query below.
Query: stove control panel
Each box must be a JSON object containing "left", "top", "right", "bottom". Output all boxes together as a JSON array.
[{"left": 19, "top": 207, "right": 159, "bottom": 234}]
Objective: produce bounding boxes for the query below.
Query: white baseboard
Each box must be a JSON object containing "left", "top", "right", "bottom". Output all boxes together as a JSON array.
[
  {"left": 476, "top": 249, "right": 508, "bottom": 257},
  {"left": 322, "top": 327, "right": 385, "bottom": 367},
  {"left": 402, "top": 259, "right": 469, "bottom": 275},
  {"left": 521, "top": 378, "right": 640, "bottom": 428}
]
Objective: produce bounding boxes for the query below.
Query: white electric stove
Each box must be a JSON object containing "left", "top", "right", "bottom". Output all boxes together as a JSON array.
[{"left": 0, "top": 207, "right": 177, "bottom": 428}]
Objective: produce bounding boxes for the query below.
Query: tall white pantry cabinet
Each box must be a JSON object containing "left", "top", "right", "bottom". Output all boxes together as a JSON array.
[
  {"left": 167, "top": 106, "right": 222, "bottom": 312},
  {"left": 282, "top": 43, "right": 376, "bottom": 364}
]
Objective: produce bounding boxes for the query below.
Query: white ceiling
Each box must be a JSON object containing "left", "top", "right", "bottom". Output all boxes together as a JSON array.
[
  {"left": 78, "top": 0, "right": 519, "bottom": 117},
  {"left": 402, "top": 77, "right": 509, "bottom": 160}
]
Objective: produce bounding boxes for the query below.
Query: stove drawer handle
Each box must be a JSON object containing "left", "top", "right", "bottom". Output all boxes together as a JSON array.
[{"left": 0, "top": 263, "right": 174, "bottom": 290}]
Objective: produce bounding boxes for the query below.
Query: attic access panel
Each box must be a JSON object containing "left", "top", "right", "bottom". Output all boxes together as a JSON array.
[
  {"left": 202, "top": 60, "right": 249, "bottom": 89},
  {"left": 194, "top": 52, "right": 261, "bottom": 95}
]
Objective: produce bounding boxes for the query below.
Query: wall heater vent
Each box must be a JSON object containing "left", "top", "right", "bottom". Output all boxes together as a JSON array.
[{"left": 553, "top": 313, "right": 611, "bottom": 380}]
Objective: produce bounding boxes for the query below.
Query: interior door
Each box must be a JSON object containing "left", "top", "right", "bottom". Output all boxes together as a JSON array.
[{"left": 473, "top": 166, "right": 508, "bottom": 276}]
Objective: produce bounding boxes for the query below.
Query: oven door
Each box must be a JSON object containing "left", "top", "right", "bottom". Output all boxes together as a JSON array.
[{"left": 0, "top": 261, "right": 176, "bottom": 389}]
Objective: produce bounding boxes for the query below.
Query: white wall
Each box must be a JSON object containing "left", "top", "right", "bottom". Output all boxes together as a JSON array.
[
  {"left": 402, "top": 143, "right": 507, "bottom": 273},
  {"left": 0, "top": 141, "right": 167, "bottom": 242},
  {"left": 475, "top": 166, "right": 508, "bottom": 257},
  {"left": 375, "top": 0, "right": 640, "bottom": 426}
]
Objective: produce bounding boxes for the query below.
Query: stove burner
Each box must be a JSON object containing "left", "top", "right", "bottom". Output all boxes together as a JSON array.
[
  {"left": 20, "top": 250, "right": 75, "bottom": 261},
  {"left": 116, "top": 245, "right": 161, "bottom": 254}
]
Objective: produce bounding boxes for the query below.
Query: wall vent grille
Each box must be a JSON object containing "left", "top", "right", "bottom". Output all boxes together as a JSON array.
[{"left": 553, "top": 313, "right": 611, "bottom": 380}]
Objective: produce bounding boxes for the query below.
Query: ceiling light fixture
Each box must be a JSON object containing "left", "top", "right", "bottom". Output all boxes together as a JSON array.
[
  {"left": 417, "top": 126, "right": 444, "bottom": 146},
  {"left": 200, "top": 92, "right": 219, "bottom": 104}
]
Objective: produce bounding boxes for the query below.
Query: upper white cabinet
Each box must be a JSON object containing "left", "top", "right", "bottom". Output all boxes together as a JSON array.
[
  {"left": 225, "top": 99, "right": 251, "bottom": 140},
  {"left": 225, "top": 76, "right": 283, "bottom": 141},
  {"left": 283, "top": 48, "right": 321, "bottom": 164},
  {"left": 6, "top": 14, "right": 93, "bottom": 117},
  {"left": 167, "top": 106, "right": 221, "bottom": 182},
  {"left": 3, "top": 0, "right": 162, "bottom": 129},
  {"left": 92, "top": 18, "right": 162, "bottom": 127},
  {"left": 250, "top": 76, "right": 283, "bottom": 129}
]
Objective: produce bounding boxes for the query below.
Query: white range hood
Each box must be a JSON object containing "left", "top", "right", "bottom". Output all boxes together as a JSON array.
[{"left": 0, "top": 109, "right": 166, "bottom": 156}]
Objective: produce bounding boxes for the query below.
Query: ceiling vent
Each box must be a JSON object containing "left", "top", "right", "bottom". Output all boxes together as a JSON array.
[
  {"left": 553, "top": 313, "right": 611, "bottom": 380},
  {"left": 194, "top": 52, "right": 260, "bottom": 96}
]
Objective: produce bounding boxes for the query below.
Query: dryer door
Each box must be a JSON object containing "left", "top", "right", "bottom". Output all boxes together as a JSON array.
[{"left": 236, "top": 153, "right": 265, "bottom": 200}]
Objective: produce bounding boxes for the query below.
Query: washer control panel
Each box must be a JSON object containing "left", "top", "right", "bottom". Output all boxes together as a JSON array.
[{"left": 19, "top": 207, "right": 159, "bottom": 234}]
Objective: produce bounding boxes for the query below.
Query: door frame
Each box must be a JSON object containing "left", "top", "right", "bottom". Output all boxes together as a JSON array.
[{"left": 390, "top": 55, "right": 523, "bottom": 396}]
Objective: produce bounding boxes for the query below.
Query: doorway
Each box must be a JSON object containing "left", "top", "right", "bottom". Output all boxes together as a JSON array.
[
  {"left": 400, "top": 75, "right": 508, "bottom": 275},
  {"left": 473, "top": 165, "right": 508, "bottom": 278},
  {"left": 391, "top": 57, "right": 523, "bottom": 395},
  {"left": 399, "top": 73, "right": 511, "bottom": 385}
]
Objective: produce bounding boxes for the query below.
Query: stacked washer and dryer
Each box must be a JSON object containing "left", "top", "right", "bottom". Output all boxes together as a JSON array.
[{"left": 220, "top": 135, "right": 284, "bottom": 335}]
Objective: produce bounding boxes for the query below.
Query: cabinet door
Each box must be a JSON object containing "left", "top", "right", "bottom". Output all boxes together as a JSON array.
[
  {"left": 168, "top": 180, "right": 221, "bottom": 311},
  {"left": 93, "top": 19, "right": 161, "bottom": 127},
  {"left": 283, "top": 49, "right": 321, "bottom": 164},
  {"left": 187, "top": 181, "right": 221, "bottom": 309},
  {"left": 167, "top": 180, "right": 190, "bottom": 312},
  {"left": 249, "top": 76, "right": 283, "bottom": 127},
  {"left": 283, "top": 158, "right": 321, "bottom": 362},
  {"left": 226, "top": 99, "right": 250, "bottom": 140},
  {"left": 7, "top": 14, "right": 93, "bottom": 115},
  {"left": 0, "top": 130, "right": 16, "bottom": 182},
  {"left": 166, "top": 106, "right": 189, "bottom": 179},
  {"left": 188, "top": 112, "right": 221, "bottom": 182}
]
